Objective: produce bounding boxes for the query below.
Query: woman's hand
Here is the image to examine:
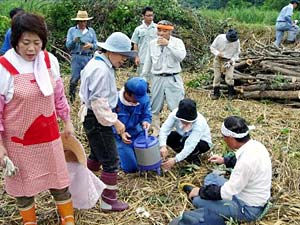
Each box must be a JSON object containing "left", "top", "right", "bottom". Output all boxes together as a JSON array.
[
  {"left": 63, "top": 119, "right": 74, "bottom": 138},
  {"left": 0, "top": 142, "right": 7, "bottom": 167},
  {"left": 114, "top": 120, "right": 125, "bottom": 135}
]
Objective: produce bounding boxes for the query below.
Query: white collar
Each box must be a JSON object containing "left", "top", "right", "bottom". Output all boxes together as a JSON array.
[{"left": 119, "top": 87, "right": 139, "bottom": 106}]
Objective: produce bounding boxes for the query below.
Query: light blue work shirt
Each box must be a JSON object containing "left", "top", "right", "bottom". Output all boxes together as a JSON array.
[
  {"left": 276, "top": 3, "right": 293, "bottom": 24},
  {"left": 79, "top": 52, "right": 118, "bottom": 110},
  {"left": 66, "top": 25, "right": 98, "bottom": 54},
  {"left": 131, "top": 21, "right": 157, "bottom": 63}
]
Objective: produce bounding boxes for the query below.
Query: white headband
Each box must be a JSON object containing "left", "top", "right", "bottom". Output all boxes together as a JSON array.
[{"left": 221, "top": 123, "right": 255, "bottom": 138}]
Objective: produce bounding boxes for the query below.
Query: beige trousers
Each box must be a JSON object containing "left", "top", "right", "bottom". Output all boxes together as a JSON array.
[{"left": 213, "top": 57, "right": 234, "bottom": 87}]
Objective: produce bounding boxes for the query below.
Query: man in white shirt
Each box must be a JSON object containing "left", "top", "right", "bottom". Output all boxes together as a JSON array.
[
  {"left": 159, "top": 98, "right": 212, "bottom": 170},
  {"left": 169, "top": 116, "right": 272, "bottom": 225},
  {"left": 210, "top": 29, "right": 240, "bottom": 100},
  {"left": 131, "top": 6, "right": 157, "bottom": 80},
  {"left": 142, "top": 20, "right": 186, "bottom": 136},
  {"left": 275, "top": 0, "right": 299, "bottom": 47}
]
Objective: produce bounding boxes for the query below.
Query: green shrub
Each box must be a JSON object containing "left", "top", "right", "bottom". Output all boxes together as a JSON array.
[{"left": 0, "top": 15, "right": 10, "bottom": 44}]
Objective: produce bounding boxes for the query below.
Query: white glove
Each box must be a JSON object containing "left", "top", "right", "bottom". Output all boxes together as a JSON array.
[
  {"left": 3, "top": 156, "right": 19, "bottom": 177},
  {"left": 223, "top": 61, "right": 232, "bottom": 69}
]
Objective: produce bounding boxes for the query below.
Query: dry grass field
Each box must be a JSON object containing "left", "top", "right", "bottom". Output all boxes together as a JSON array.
[{"left": 1, "top": 69, "right": 299, "bottom": 225}]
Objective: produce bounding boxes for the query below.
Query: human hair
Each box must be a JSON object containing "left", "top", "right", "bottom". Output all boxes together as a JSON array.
[
  {"left": 158, "top": 20, "right": 173, "bottom": 26},
  {"left": 11, "top": 12, "right": 48, "bottom": 50},
  {"left": 9, "top": 7, "right": 23, "bottom": 19},
  {"left": 142, "top": 6, "right": 153, "bottom": 15},
  {"left": 223, "top": 116, "right": 250, "bottom": 142},
  {"left": 124, "top": 80, "right": 134, "bottom": 96},
  {"left": 291, "top": 0, "right": 298, "bottom": 5}
]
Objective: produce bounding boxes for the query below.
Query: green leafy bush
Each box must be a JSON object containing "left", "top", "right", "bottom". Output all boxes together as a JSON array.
[{"left": 0, "top": 15, "right": 10, "bottom": 44}]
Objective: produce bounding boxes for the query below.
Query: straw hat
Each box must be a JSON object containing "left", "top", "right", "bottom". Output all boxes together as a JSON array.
[
  {"left": 97, "top": 32, "right": 137, "bottom": 58},
  {"left": 71, "top": 10, "right": 93, "bottom": 21},
  {"left": 61, "top": 134, "right": 87, "bottom": 166}
]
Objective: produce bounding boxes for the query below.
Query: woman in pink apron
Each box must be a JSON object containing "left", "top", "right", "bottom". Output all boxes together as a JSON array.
[{"left": 0, "top": 13, "right": 75, "bottom": 225}]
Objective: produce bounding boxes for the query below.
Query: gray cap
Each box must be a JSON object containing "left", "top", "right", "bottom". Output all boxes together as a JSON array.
[{"left": 97, "top": 32, "right": 137, "bottom": 58}]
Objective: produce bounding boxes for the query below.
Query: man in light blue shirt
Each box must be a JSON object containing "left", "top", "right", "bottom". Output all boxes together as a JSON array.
[
  {"left": 0, "top": 8, "right": 23, "bottom": 55},
  {"left": 131, "top": 6, "right": 157, "bottom": 80},
  {"left": 275, "top": 0, "right": 299, "bottom": 47},
  {"left": 66, "top": 10, "right": 98, "bottom": 103}
]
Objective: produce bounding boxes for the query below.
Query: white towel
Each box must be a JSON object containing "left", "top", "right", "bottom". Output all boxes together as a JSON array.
[
  {"left": 33, "top": 51, "right": 53, "bottom": 96},
  {"left": 4, "top": 49, "right": 53, "bottom": 96}
]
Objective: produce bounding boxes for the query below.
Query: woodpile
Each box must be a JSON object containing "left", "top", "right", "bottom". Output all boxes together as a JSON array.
[{"left": 207, "top": 36, "right": 300, "bottom": 106}]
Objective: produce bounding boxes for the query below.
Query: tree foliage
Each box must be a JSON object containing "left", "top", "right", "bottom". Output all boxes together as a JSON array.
[{"left": 180, "top": 0, "right": 287, "bottom": 9}]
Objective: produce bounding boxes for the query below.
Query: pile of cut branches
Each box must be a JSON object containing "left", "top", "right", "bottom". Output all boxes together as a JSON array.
[{"left": 203, "top": 36, "right": 300, "bottom": 106}]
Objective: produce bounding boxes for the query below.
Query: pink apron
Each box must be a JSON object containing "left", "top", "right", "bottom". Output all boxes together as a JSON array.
[{"left": 0, "top": 52, "right": 70, "bottom": 197}]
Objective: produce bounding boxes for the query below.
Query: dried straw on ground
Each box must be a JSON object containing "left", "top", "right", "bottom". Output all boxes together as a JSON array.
[{"left": 0, "top": 70, "right": 300, "bottom": 225}]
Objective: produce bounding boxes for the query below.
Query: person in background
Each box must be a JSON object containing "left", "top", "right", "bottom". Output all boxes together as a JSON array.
[
  {"left": 141, "top": 20, "right": 186, "bottom": 136},
  {"left": 113, "top": 77, "right": 151, "bottom": 173},
  {"left": 79, "top": 32, "right": 137, "bottom": 211},
  {"left": 66, "top": 10, "right": 98, "bottom": 103},
  {"left": 170, "top": 116, "right": 272, "bottom": 225},
  {"left": 159, "top": 98, "right": 212, "bottom": 171},
  {"left": 210, "top": 29, "right": 240, "bottom": 100},
  {"left": 0, "top": 13, "right": 75, "bottom": 225},
  {"left": 0, "top": 7, "right": 24, "bottom": 55},
  {"left": 131, "top": 6, "right": 157, "bottom": 81},
  {"left": 275, "top": 0, "right": 299, "bottom": 47}
]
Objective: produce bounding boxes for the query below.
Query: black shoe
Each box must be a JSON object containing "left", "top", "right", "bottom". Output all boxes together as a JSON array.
[
  {"left": 211, "top": 87, "right": 220, "bottom": 100},
  {"left": 179, "top": 183, "right": 196, "bottom": 195}
]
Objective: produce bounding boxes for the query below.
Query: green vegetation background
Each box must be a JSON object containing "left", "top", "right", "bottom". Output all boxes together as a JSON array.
[{"left": 0, "top": 0, "right": 292, "bottom": 68}]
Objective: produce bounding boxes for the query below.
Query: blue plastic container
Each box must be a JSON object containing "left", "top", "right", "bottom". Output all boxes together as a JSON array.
[{"left": 133, "top": 130, "right": 161, "bottom": 175}]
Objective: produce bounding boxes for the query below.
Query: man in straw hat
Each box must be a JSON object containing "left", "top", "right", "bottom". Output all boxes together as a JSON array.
[
  {"left": 113, "top": 77, "right": 151, "bottom": 173},
  {"left": 210, "top": 28, "right": 240, "bottom": 100},
  {"left": 141, "top": 20, "right": 186, "bottom": 137},
  {"left": 159, "top": 98, "right": 212, "bottom": 171},
  {"left": 66, "top": 10, "right": 98, "bottom": 103},
  {"left": 79, "top": 32, "right": 137, "bottom": 211},
  {"left": 170, "top": 116, "right": 272, "bottom": 225}
]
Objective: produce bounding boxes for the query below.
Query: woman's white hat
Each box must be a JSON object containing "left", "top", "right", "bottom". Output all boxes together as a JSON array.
[{"left": 97, "top": 32, "right": 137, "bottom": 58}]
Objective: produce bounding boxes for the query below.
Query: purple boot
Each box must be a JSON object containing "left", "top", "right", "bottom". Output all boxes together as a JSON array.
[
  {"left": 100, "top": 171, "right": 129, "bottom": 211},
  {"left": 87, "top": 158, "right": 101, "bottom": 172}
]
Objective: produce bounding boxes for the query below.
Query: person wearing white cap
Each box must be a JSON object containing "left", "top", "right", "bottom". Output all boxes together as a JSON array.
[
  {"left": 170, "top": 116, "right": 272, "bottom": 225},
  {"left": 79, "top": 32, "right": 137, "bottom": 212},
  {"left": 113, "top": 77, "right": 151, "bottom": 173},
  {"left": 66, "top": 10, "right": 98, "bottom": 103},
  {"left": 159, "top": 98, "right": 212, "bottom": 171}
]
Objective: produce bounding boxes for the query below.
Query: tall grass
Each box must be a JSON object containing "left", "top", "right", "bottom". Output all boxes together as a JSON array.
[{"left": 199, "top": 7, "right": 279, "bottom": 25}]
